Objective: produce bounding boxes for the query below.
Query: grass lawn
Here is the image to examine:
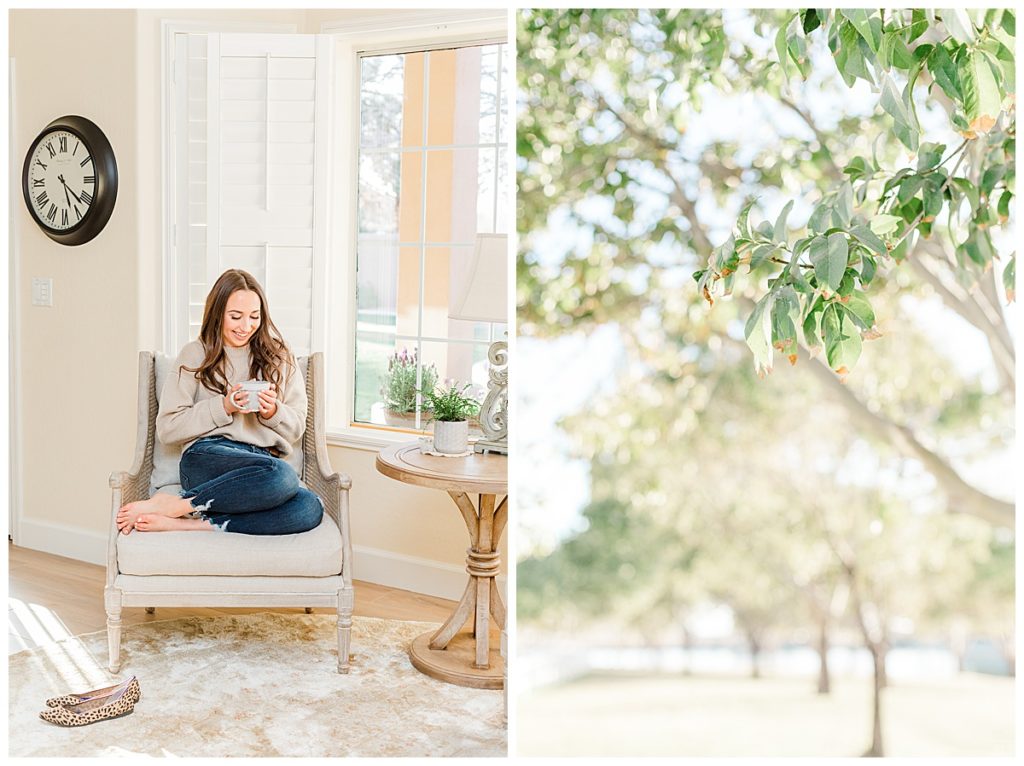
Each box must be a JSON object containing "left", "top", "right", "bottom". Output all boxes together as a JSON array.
[{"left": 517, "top": 671, "right": 1014, "bottom": 757}]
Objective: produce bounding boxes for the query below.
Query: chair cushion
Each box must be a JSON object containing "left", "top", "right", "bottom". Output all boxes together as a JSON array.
[
  {"left": 116, "top": 511, "right": 343, "bottom": 577},
  {"left": 150, "top": 354, "right": 307, "bottom": 495}
]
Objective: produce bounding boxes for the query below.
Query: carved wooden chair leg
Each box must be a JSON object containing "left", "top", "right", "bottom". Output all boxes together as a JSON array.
[
  {"left": 337, "top": 587, "right": 354, "bottom": 674},
  {"left": 104, "top": 588, "right": 123, "bottom": 673}
]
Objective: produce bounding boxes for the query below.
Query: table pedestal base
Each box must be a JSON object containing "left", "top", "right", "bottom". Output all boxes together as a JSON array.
[{"left": 409, "top": 628, "right": 504, "bottom": 689}]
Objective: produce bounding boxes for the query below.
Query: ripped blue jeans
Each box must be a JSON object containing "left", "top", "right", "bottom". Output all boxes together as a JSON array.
[{"left": 179, "top": 436, "right": 323, "bottom": 535}]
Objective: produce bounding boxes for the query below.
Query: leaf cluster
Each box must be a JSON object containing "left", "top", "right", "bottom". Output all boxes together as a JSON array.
[{"left": 696, "top": 8, "right": 1015, "bottom": 377}]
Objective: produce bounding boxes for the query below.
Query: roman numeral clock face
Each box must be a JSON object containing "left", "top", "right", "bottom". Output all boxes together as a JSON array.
[
  {"left": 22, "top": 116, "right": 117, "bottom": 246},
  {"left": 27, "top": 131, "right": 95, "bottom": 230}
]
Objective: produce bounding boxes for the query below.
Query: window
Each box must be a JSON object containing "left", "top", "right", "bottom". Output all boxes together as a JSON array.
[{"left": 352, "top": 41, "right": 509, "bottom": 432}]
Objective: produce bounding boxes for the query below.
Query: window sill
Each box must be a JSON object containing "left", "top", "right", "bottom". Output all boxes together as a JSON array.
[{"left": 326, "top": 425, "right": 425, "bottom": 452}]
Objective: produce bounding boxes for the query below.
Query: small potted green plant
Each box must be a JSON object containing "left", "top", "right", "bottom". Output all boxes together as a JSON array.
[
  {"left": 381, "top": 348, "right": 437, "bottom": 427},
  {"left": 421, "top": 382, "right": 481, "bottom": 454}
]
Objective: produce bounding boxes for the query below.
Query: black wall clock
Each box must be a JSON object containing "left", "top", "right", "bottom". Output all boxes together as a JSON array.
[{"left": 22, "top": 115, "right": 118, "bottom": 246}]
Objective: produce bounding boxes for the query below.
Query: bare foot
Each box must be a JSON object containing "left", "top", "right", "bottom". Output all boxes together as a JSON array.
[
  {"left": 135, "top": 515, "right": 215, "bottom": 533},
  {"left": 117, "top": 493, "right": 194, "bottom": 535}
]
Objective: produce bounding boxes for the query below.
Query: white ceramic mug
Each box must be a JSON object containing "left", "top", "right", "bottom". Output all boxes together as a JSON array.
[{"left": 231, "top": 380, "right": 271, "bottom": 413}]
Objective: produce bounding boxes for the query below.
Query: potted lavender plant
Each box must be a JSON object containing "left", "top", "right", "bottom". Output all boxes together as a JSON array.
[{"left": 381, "top": 348, "right": 437, "bottom": 428}]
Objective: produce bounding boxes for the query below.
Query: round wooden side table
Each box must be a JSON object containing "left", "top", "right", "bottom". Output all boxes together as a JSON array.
[{"left": 375, "top": 442, "right": 508, "bottom": 689}]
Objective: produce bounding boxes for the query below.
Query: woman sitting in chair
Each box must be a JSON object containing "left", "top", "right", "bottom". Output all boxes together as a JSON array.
[{"left": 116, "top": 269, "right": 323, "bottom": 536}]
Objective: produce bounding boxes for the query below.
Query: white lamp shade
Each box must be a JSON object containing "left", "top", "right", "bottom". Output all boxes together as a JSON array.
[{"left": 450, "top": 234, "right": 508, "bottom": 323}]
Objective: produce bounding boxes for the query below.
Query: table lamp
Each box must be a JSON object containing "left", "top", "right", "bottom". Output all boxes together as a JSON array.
[{"left": 450, "top": 233, "right": 508, "bottom": 454}]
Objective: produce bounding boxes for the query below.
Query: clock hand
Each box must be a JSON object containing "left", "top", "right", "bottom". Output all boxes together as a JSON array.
[
  {"left": 57, "top": 175, "right": 84, "bottom": 204},
  {"left": 60, "top": 178, "right": 72, "bottom": 208}
]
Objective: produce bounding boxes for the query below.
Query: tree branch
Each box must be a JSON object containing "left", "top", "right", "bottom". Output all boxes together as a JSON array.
[
  {"left": 909, "top": 241, "right": 1015, "bottom": 397},
  {"left": 800, "top": 347, "right": 1014, "bottom": 528},
  {"left": 778, "top": 96, "right": 843, "bottom": 181},
  {"left": 724, "top": 299, "right": 1014, "bottom": 528}
]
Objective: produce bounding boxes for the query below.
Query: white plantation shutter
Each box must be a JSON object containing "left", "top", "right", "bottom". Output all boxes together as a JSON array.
[{"left": 172, "top": 32, "right": 330, "bottom": 357}]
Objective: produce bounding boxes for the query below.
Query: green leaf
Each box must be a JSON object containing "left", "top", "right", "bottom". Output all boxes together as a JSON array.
[
  {"left": 787, "top": 31, "right": 811, "bottom": 78},
  {"left": 802, "top": 8, "right": 822, "bottom": 34},
  {"left": 916, "top": 142, "right": 946, "bottom": 171},
  {"left": 997, "top": 190, "right": 1012, "bottom": 222},
  {"left": 808, "top": 202, "right": 831, "bottom": 233},
  {"left": 942, "top": 8, "right": 976, "bottom": 45},
  {"left": 869, "top": 214, "right": 903, "bottom": 236},
  {"left": 834, "top": 20, "right": 873, "bottom": 86},
  {"left": 750, "top": 244, "right": 776, "bottom": 269},
  {"left": 842, "top": 289, "right": 876, "bottom": 330},
  {"left": 923, "top": 176, "right": 946, "bottom": 218},
  {"left": 952, "top": 177, "right": 981, "bottom": 211},
  {"left": 908, "top": 9, "right": 929, "bottom": 43},
  {"left": 773, "top": 200, "right": 793, "bottom": 244},
  {"left": 879, "top": 72, "right": 919, "bottom": 151},
  {"left": 960, "top": 48, "right": 1002, "bottom": 134},
  {"left": 834, "top": 182, "right": 854, "bottom": 228},
  {"left": 736, "top": 198, "right": 757, "bottom": 239},
  {"left": 802, "top": 300, "right": 823, "bottom": 349},
  {"left": 887, "top": 31, "right": 915, "bottom": 70},
  {"left": 849, "top": 224, "right": 888, "bottom": 258},
  {"left": 843, "top": 155, "right": 872, "bottom": 179},
  {"left": 860, "top": 253, "right": 878, "bottom": 284},
  {"left": 981, "top": 164, "right": 1006, "bottom": 197},
  {"left": 822, "top": 302, "right": 862, "bottom": 372},
  {"left": 744, "top": 292, "right": 777, "bottom": 377},
  {"left": 897, "top": 174, "right": 926, "bottom": 204},
  {"left": 775, "top": 16, "right": 794, "bottom": 77},
  {"left": 840, "top": 9, "right": 881, "bottom": 52},
  {"left": 809, "top": 233, "right": 848, "bottom": 293},
  {"left": 770, "top": 287, "right": 800, "bottom": 362},
  {"left": 927, "top": 44, "right": 961, "bottom": 103},
  {"left": 1000, "top": 9, "right": 1015, "bottom": 37},
  {"left": 1003, "top": 255, "right": 1015, "bottom": 302}
]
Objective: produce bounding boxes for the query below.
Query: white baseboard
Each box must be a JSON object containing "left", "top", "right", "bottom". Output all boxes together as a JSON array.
[
  {"left": 352, "top": 544, "right": 507, "bottom": 602},
  {"left": 15, "top": 518, "right": 108, "bottom": 567},
  {"left": 13, "top": 520, "right": 506, "bottom": 603}
]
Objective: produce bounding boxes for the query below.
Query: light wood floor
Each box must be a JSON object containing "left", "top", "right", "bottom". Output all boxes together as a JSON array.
[{"left": 8, "top": 542, "right": 455, "bottom": 655}]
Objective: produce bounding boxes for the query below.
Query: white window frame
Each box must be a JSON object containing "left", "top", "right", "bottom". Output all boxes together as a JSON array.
[{"left": 321, "top": 10, "right": 509, "bottom": 450}]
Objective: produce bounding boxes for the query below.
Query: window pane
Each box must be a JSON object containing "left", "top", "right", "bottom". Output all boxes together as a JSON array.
[
  {"left": 423, "top": 246, "right": 495, "bottom": 340},
  {"left": 495, "top": 146, "right": 508, "bottom": 234},
  {"left": 479, "top": 45, "right": 499, "bottom": 145},
  {"left": 425, "top": 148, "right": 498, "bottom": 242},
  {"left": 357, "top": 151, "right": 400, "bottom": 234},
  {"left": 359, "top": 54, "right": 404, "bottom": 149},
  {"left": 499, "top": 43, "right": 509, "bottom": 142},
  {"left": 398, "top": 153, "right": 423, "bottom": 242}
]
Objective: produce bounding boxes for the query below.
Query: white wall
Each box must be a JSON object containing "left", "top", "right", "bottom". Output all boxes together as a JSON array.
[{"left": 9, "top": 8, "right": 507, "bottom": 600}]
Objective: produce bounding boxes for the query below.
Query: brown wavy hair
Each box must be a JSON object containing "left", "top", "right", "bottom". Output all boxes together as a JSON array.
[{"left": 182, "top": 269, "right": 294, "bottom": 396}]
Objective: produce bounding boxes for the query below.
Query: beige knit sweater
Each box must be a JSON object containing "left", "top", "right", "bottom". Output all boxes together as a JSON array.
[{"left": 156, "top": 340, "right": 306, "bottom": 457}]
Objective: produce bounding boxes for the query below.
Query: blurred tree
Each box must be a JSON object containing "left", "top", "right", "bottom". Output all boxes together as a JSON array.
[{"left": 517, "top": 8, "right": 1015, "bottom": 527}]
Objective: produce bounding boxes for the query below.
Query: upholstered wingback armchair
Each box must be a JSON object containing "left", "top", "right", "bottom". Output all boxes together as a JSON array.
[{"left": 105, "top": 351, "right": 354, "bottom": 673}]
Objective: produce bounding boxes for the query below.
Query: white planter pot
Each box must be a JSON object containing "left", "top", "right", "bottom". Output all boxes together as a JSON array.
[{"left": 433, "top": 420, "right": 469, "bottom": 454}]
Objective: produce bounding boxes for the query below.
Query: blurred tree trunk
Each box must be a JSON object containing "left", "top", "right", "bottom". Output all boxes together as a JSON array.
[
  {"left": 681, "top": 625, "right": 694, "bottom": 677},
  {"left": 816, "top": 615, "right": 831, "bottom": 695},
  {"left": 999, "top": 632, "right": 1016, "bottom": 677},
  {"left": 865, "top": 642, "right": 886, "bottom": 757}
]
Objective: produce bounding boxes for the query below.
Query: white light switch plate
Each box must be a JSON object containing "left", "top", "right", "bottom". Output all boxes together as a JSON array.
[{"left": 32, "top": 277, "right": 53, "bottom": 307}]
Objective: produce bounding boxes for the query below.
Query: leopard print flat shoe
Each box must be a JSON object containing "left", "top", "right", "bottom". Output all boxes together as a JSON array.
[
  {"left": 39, "top": 683, "right": 138, "bottom": 727},
  {"left": 45, "top": 676, "right": 140, "bottom": 708}
]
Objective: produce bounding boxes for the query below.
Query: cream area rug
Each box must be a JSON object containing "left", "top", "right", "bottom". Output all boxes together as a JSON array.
[{"left": 9, "top": 613, "right": 505, "bottom": 757}]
